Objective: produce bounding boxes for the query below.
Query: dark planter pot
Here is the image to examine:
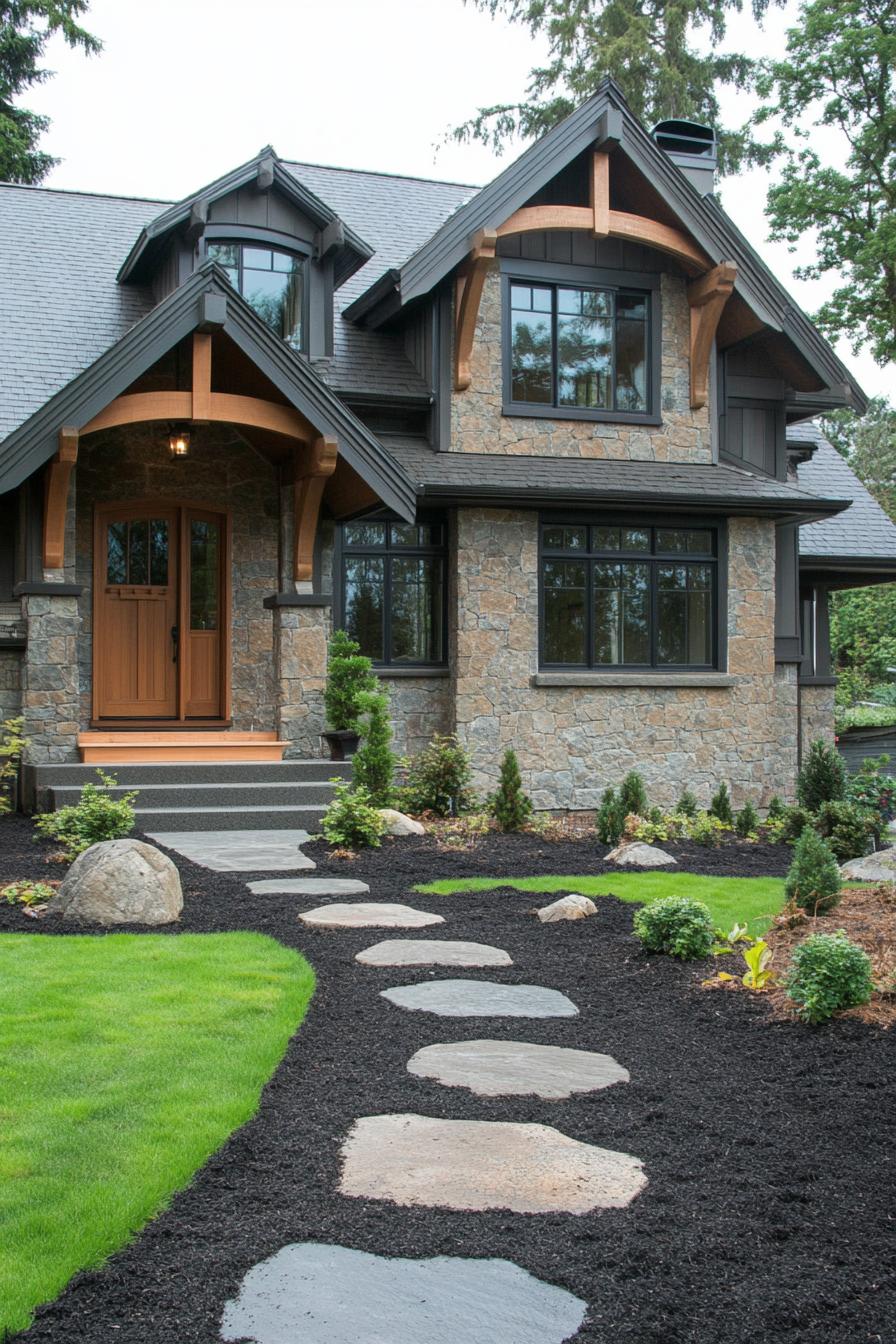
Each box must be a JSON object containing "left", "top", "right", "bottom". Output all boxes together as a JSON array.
[{"left": 322, "top": 729, "right": 361, "bottom": 762}]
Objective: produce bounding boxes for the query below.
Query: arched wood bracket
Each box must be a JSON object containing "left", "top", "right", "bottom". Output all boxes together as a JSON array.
[
  {"left": 687, "top": 262, "right": 738, "bottom": 409},
  {"left": 495, "top": 204, "right": 710, "bottom": 272},
  {"left": 43, "top": 426, "right": 78, "bottom": 569},
  {"left": 454, "top": 228, "right": 497, "bottom": 391},
  {"left": 293, "top": 436, "right": 337, "bottom": 583},
  {"left": 81, "top": 390, "right": 314, "bottom": 442}
]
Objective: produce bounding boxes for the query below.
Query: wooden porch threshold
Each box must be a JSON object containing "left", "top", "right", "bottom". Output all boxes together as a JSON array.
[{"left": 77, "top": 731, "right": 289, "bottom": 764}]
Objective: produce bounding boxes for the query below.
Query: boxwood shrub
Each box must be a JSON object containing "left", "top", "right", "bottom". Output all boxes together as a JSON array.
[{"left": 633, "top": 896, "right": 714, "bottom": 960}]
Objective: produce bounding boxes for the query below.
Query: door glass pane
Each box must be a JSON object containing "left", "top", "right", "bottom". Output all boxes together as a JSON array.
[
  {"left": 542, "top": 560, "right": 586, "bottom": 663},
  {"left": 344, "top": 556, "right": 384, "bottom": 659},
  {"left": 390, "top": 557, "right": 443, "bottom": 663},
  {"left": 150, "top": 519, "right": 169, "bottom": 585},
  {"left": 128, "top": 520, "right": 148, "bottom": 585},
  {"left": 106, "top": 521, "right": 127, "bottom": 584},
  {"left": 190, "top": 519, "right": 219, "bottom": 631}
]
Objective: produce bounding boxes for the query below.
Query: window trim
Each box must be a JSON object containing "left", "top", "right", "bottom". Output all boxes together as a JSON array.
[
  {"left": 335, "top": 513, "right": 449, "bottom": 669},
  {"left": 500, "top": 259, "right": 662, "bottom": 426},
  {"left": 537, "top": 512, "right": 727, "bottom": 673},
  {"left": 204, "top": 234, "right": 310, "bottom": 350}
]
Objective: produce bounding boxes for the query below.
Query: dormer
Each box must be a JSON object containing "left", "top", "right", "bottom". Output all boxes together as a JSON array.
[{"left": 117, "top": 147, "right": 373, "bottom": 360}]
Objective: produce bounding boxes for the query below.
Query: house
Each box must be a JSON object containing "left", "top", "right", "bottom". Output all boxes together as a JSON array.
[{"left": 1, "top": 79, "right": 894, "bottom": 825}]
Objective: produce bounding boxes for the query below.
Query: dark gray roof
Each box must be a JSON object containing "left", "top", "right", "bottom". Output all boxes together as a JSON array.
[
  {"left": 795, "top": 426, "right": 896, "bottom": 568},
  {"left": 379, "top": 437, "right": 849, "bottom": 520}
]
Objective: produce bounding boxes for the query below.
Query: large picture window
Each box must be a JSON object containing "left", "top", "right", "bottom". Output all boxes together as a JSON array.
[
  {"left": 540, "top": 522, "right": 718, "bottom": 669},
  {"left": 207, "top": 241, "right": 305, "bottom": 348},
  {"left": 340, "top": 519, "right": 447, "bottom": 666},
  {"left": 508, "top": 281, "right": 650, "bottom": 414}
]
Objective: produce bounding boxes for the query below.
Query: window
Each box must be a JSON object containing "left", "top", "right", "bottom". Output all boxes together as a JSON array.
[
  {"left": 207, "top": 242, "right": 305, "bottom": 347},
  {"left": 508, "top": 281, "right": 650, "bottom": 414},
  {"left": 540, "top": 522, "right": 718, "bottom": 669},
  {"left": 340, "top": 519, "right": 447, "bottom": 666}
]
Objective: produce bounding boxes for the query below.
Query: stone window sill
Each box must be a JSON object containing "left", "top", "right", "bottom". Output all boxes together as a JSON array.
[
  {"left": 532, "top": 671, "right": 736, "bottom": 689},
  {"left": 374, "top": 666, "right": 450, "bottom": 679}
]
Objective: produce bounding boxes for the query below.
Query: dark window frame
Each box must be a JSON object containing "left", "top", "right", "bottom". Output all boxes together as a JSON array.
[
  {"left": 500, "top": 259, "right": 662, "bottom": 427},
  {"left": 205, "top": 235, "right": 309, "bottom": 350},
  {"left": 335, "top": 513, "right": 449, "bottom": 669},
  {"left": 538, "top": 513, "right": 726, "bottom": 672}
]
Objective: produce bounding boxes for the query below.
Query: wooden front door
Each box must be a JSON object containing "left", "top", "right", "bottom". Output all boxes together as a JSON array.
[{"left": 94, "top": 503, "right": 228, "bottom": 722}]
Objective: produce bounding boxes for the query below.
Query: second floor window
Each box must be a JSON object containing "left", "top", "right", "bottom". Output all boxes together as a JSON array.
[
  {"left": 207, "top": 242, "right": 304, "bottom": 348},
  {"left": 509, "top": 281, "right": 649, "bottom": 414}
]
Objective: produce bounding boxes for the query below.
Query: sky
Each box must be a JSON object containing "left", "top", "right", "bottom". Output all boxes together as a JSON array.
[{"left": 23, "top": 0, "right": 889, "bottom": 400}]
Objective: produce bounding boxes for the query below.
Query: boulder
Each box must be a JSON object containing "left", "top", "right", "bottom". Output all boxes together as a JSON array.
[
  {"left": 605, "top": 841, "right": 676, "bottom": 868},
  {"left": 536, "top": 894, "right": 597, "bottom": 923},
  {"left": 51, "top": 839, "right": 183, "bottom": 926},
  {"left": 379, "top": 808, "right": 425, "bottom": 837},
  {"left": 840, "top": 847, "right": 896, "bottom": 882}
]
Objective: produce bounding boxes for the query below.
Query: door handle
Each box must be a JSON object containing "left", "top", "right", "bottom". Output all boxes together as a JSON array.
[{"left": 171, "top": 625, "right": 179, "bottom": 664}]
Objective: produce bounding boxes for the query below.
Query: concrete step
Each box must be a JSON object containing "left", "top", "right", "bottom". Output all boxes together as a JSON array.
[
  {"left": 49, "top": 779, "right": 338, "bottom": 811},
  {"left": 132, "top": 804, "right": 328, "bottom": 832},
  {"left": 31, "top": 759, "right": 351, "bottom": 789}
]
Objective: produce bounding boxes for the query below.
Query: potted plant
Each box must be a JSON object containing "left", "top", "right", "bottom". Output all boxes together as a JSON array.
[{"left": 321, "top": 630, "right": 378, "bottom": 760}]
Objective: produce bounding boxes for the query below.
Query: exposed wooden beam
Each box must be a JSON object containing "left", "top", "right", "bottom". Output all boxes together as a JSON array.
[
  {"left": 495, "top": 204, "right": 710, "bottom": 272},
  {"left": 454, "top": 227, "right": 497, "bottom": 392},
  {"left": 43, "top": 427, "right": 78, "bottom": 569},
  {"left": 191, "top": 332, "right": 212, "bottom": 423},
  {"left": 496, "top": 206, "right": 593, "bottom": 238},
  {"left": 591, "top": 151, "right": 610, "bottom": 238},
  {"left": 81, "top": 390, "right": 314, "bottom": 442},
  {"left": 688, "top": 261, "right": 738, "bottom": 409},
  {"left": 293, "top": 436, "right": 337, "bottom": 582}
]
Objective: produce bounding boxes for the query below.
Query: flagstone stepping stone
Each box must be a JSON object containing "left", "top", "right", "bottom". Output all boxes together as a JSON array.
[
  {"left": 605, "top": 840, "right": 676, "bottom": 868},
  {"left": 841, "top": 847, "right": 896, "bottom": 881},
  {"left": 381, "top": 978, "right": 578, "bottom": 1017},
  {"left": 146, "top": 829, "right": 315, "bottom": 873},
  {"left": 247, "top": 877, "right": 370, "bottom": 896},
  {"left": 356, "top": 939, "right": 511, "bottom": 967},
  {"left": 298, "top": 902, "right": 445, "bottom": 929},
  {"left": 406, "top": 1040, "right": 630, "bottom": 1099},
  {"left": 220, "top": 1242, "right": 587, "bottom": 1344},
  {"left": 537, "top": 893, "right": 597, "bottom": 922},
  {"left": 340, "top": 1114, "right": 646, "bottom": 1214}
]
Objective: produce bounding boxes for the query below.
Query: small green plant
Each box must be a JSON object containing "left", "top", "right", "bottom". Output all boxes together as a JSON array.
[
  {"left": 619, "top": 770, "right": 648, "bottom": 819},
  {"left": 735, "top": 800, "right": 760, "bottom": 839},
  {"left": 2, "top": 880, "right": 54, "bottom": 907},
  {"left": 321, "top": 780, "right": 386, "bottom": 849},
  {"left": 685, "top": 811, "right": 730, "bottom": 847},
  {"left": 631, "top": 813, "right": 671, "bottom": 844},
  {"left": 351, "top": 690, "right": 396, "bottom": 807},
  {"left": 34, "top": 771, "right": 137, "bottom": 859},
  {"left": 0, "top": 716, "right": 26, "bottom": 813},
  {"left": 489, "top": 749, "right": 533, "bottom": 832},
  {"left": 780, "top": 804, "right": 813, "bottom": 843},
  {"left": 766, "top": 794, "right": 786, "bottom": 821},
  {"left": 712, "top": 921, "right": 752, "bottom": 954},
  {"left": 797, "top": 738, "right": 846, "bottom": 812},
  {"left": 323, "top": 630, "right": 378, "bottom": 733},
  {"left": 633, "top": 895, "right": 714, "bottom": 960},
  {"left": 709, "top": 782, "right": 734, "bottom": 825},
  {"left": 741, "top": 939, "right": 774, "bottom": 990},
  {"left": 814, "top": 800, "right": 875, "bottom": 863},
  {"left": 786, "top": 931, "right": 873, "bottom": 1023},
  {"left": 400, "top": 733, "right": 475, "bottom": 817},
  {"left": 435, "top": 811, "right": 493, "bottom": 849},
  {"left": 596, "top": 786, "right": 624, "bottom": 845},
  {"left": 784, "top": 827, "right": 842, "bottom": 915},
  {"left": 676, "top": 787, "right": 699, "bottom": 817}
]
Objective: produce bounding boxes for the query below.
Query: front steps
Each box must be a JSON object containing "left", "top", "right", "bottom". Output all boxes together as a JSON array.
[
  {"left": 30, "top": 759, "right": 351, "bottom": 832},
  {"left": 77, "top": 730, "right": 289, "bottom": 764}
]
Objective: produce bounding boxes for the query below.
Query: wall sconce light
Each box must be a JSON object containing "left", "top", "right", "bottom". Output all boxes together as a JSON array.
[{"left": 168, "top": 426, "right": 191, "bottom": 459}]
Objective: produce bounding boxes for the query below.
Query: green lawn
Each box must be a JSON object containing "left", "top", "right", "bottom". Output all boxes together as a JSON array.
[
  {"left": 0, "top": 932, "right": 314, "bottom": 1337},
  {"left": 417, "top": 871, "right": 786, "bottom": 935}
]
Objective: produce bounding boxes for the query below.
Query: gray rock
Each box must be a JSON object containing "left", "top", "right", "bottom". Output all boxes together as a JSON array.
[
  {"left": 605, "top": 841, "right": 677, "bottom": 868},
  {"left": 220, "top": 1242, "right": 587, "bottom": 1344},
  {"left": 406, "top": 1039, "right": 630, "bottom": 1099},
  {"left": 298, "top": 902, "right": 445, "bottom": 929},
  {"left": 51, "top": 839, "right": 182, "bottom": 926},
  {"left": 247, "top": 878, "right": 370, "bottom": 897},
  {"left": 378, "top": 808, "right": 425, "bottom": 836},
  {"left": 381, "top": 979, "right": 578, "bottom": 1018},
  {"left": 537, "top": 894, "right": 597, "bottom": 923},
  {"left": 146, "top": 829, "right": 315, "bottom": 873},
  {"left": 357, "top": 939, "right": 512, "bottom": 967},
  {"left": 339, "top": 1113, "right": 647, "bottom": 1213},
  {"left": 841, "top": 847, "right": 896, "bottom": 882}
]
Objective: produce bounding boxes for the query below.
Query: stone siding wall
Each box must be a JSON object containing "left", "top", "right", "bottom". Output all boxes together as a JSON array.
[
  {"left": 21, "top": 594, "right": 80, "bottom": 762},
  {"left": 0, "top": 650, "right": 23, "bottom": 722},
  {"left": 800, "top": 682, "right": 836, "bottom": 761},
  {"left": 451, "top": 266, "right": 711, "bottom": 462},
  {"left": 452, "top": 507, "right": 799, "bottom": 811}
]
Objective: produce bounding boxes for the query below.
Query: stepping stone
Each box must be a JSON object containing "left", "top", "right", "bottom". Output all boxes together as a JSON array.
[
  {"left": 407, "top": 1040, "right": 630, "bottom": 1099},
  {"left": 841, "top": 847, "right": 896, "bottom": 881},
  {"left": 605, "top": 840, "right": 676, "bottom": 868},
  {"left": 356, "top": 939, "right": 511, "bottom": 968},
  {"left": 537, "top": 894, "right": 597, "bottom": 922},
  {"left": 381, "top": 978, "right": 578, "bottom": 1017},
  {"left": 146, "top": 829, "right": 315, "bottom": 873},
  {"left": 340, "top": 1114, "right": 646, "bottom": 1214},
  {"left": 247, "top": 877, "right": 370, "bottom": 896},
  {"left": 220, "top": 1242, "right": 587, "bottom": 1344},
  {"left": 298, "top": 902, "right": 445, "bottom": 929}
]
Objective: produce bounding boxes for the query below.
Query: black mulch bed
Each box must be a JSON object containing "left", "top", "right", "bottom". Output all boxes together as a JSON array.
[{"left": 4, "top": 820, "right": 895, "bottom": 1343}]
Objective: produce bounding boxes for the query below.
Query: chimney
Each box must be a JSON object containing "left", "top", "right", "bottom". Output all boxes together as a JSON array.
[{"left": 651, "top": 120, "right": 717, "bottom": 196}]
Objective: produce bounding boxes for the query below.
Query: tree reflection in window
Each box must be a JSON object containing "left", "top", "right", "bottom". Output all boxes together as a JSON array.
[
  {"left": 106, "top": 518, "right": 168, "bottom": 586},
  {"left": 341, "top": 520, "right": 446, "bottom": 666},
  {"left": 190, "top": 520, "right": 219, "bottom": 631},
  {"left": 207, "top": 242, "right": 304, "bottom": 348}
]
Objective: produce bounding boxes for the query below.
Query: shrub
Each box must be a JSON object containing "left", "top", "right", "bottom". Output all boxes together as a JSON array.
[
  {"left": 784, "top": 827, "right": 842, "bottom": 915},
  {"left": 619, "top": 770, "right": 648, "bottom": 819},
  {"left": 323, "top": 630, "right": 377, "bottom": 733},
  {"left": 2, "top": 880, "right": 54, "bottom": 907},
  {"left": 0, "top": 716, "right": 26, "bottom": 814},
  {"left": 735, "top": 800, "right": 760, "bottom": 838},
  {"left": 351, "top": 690, "right": 395, "bottom": 807},
  {"left": 400, "top": 733, "right": 475, "bottom": 817},
  {"left": 596, "top": 787, "right": 624, "bottom": 845},
  {"left": 34, "top": 771, "right": 137, "bottom": 859},
  {"left": 848, "top": 755, "right": 896, "bottom": 830},
  {"left": 686, "top": 811, "right": 729, "bottom": 846},
  {"left": 780, "top": 804, "right": 812, "bottom": 843},
  {"left": 766, "top": 794, "right": 786, "bottom": 821},
  {"left": 633, "top": 895, "right": 714, "bottom": 960},
  {"left": 676, "top": 787, "right": 699, "bottom": 817},
  {"left": 631, "top": 813, "right": 671, "bottom": 844},
  {"left": 786, "top": 931, "right": 873, "bottom": 1023},
  {"left": 797, "top": 738, "right": 846, "bottom": 812},
  {"left": 814, "top": 800, "right": 875, "bottom": 862},
  {"left": 489, "top": 749, "right": 533, "bottom": 832},
  {"left": 709, "top": 782, "right": 733, "bottom": 825},
  {"left": 321, "top": 780, "right": 386, "bottom": 849}
]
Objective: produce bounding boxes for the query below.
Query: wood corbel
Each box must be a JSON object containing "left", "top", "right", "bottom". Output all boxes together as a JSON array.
[
  {"left": 688, "top": 262, "right": 737, "bottom": 409},
  {"left": 43, "top": 427, "right": 78, "bottom": 569},
  {"left": 191, "top": 331, "right": 212, "bottom": 423},
  {"left": 454, "top": 227, "right": 497, "bottom": 392},
  {"left": 293, "top": 435, "right": 337, "bottom": 583},
  {"left": 591, "top": 151, "right": 610, "bottom": 238}
]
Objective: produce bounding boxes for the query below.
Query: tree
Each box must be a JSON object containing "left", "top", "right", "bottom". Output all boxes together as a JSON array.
[
  {"left": 754, "top": 0, "right": 896, "bottom": 364},
  {"left": 451, "top": 0, "right": 784, "bottom": 174},
  {"left": 489, "top": 748, "right": 533, "bottom": 830},
  {"left": 821, "top": 398, "right": 896, "bottom": 516},
  {"left": 0, "top": 1, "right": 100, "bottom": 184},
  {"left": 352, "top": 690, "right": 396, "bottom": 808}
]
